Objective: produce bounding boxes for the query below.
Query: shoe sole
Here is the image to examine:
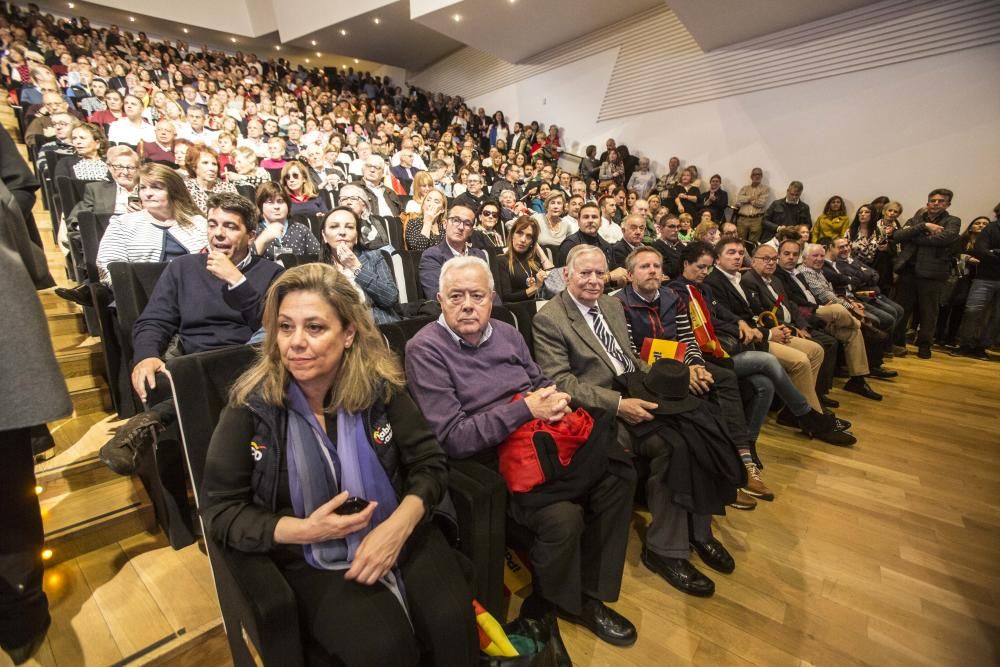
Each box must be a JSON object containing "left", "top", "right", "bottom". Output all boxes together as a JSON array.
[
  {"left": 641, "top": 553, "right": 715, "bottom": 598},
  {"left": 742, "top": 488, "right": 775, "bottom": 501},
  {"left": 728, "top": 502, "right": 757, "bottom": 510}
]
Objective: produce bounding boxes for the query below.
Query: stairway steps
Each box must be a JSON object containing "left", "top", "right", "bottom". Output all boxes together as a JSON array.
[
  {"left": 41, "top": 473, "right": 156, "bottom": 566},
  {"left": 47, "top": 309, "right": 87, "bottom": 337},
  {"left": 66, "top": 373, "right": 113, "bottom": 415}
]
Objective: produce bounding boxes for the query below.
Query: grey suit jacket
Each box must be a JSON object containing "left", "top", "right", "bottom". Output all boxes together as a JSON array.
[
  {"left": 533, "top": 290, "right": 648, "bottom": 412},
  {"left": 67, "top": 180, "right": 117, "bottom": 229}
]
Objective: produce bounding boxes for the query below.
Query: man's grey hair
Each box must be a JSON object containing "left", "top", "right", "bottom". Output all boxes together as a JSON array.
[
  {"left": 565, "top": 244, "right": 607, "bottom": 274},
  {"left": 365, "top": 154, "right": 385, "bottom": 169},
  {"left": 802, "top": 243, "right": 824, "bottom": 257},
  {"left": 439, "top": 256, "right": 494, "bottom": 295}
]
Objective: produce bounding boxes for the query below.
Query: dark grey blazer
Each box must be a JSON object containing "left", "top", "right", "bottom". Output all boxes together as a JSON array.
[{"left": 67, "top": 180, "right": 117, "bottom": 229}]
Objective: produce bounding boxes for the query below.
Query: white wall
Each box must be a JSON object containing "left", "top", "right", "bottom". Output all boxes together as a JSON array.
[{"left": 461, "top": 43, "right": 1000, "bottom": 226}]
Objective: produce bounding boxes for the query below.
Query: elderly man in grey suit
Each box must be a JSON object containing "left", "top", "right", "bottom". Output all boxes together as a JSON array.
[
  {"left": 55, "top": 146, "right": 141, "bottom": 306},
  {"left": 533, "top": 244, "right": 733, "bottom": 598}
]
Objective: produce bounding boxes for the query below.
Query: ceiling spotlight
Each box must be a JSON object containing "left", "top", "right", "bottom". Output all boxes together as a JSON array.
[
  {"left": 182, "top": 28, "right": 189, "bottom": 33},
  {"left": 67, "top": 2, "right": 74, "bottom": 7},
  {"left": 275, "top": 45, "right": 281, "bottom": 50},
  {"left": 373, "top": 17, "right": 380, "bottom": 24},
  {"left": 310, "top": 40, "right": 316, "bottom": 46},
  {"left": 305, "top": 58, "right": 311, "bottom": 63},
  {"left": 341, "top": 64, "right": 346, "bottom": 69},
  {"left": 452, "top": 14, "right": 461, "bottom": 22},
  {"left": 230, "top": 37, "right": 237, "bottom": 43},
  {"left": 315, "top": 52, "right": 321, "bottom": 57},
  {"left": 128, "top": 16, "right": 136, "bottom": 22},
  {"left": 339, "top": 29, "right": 347, "bottom": 36},
  {"left": 353, "top": 58, "right": 359, "bottom": 64}
]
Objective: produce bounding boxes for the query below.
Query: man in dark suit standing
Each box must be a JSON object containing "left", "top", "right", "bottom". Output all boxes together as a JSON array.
[
  {"left": 534, "top": 245, "right": 734, "bottom": 599},
  {"left": 418, "top": 203, "right": 490, "bottom": 300},
  {"left": 893, "top": 188, "right": 962, "bottom": 358}
]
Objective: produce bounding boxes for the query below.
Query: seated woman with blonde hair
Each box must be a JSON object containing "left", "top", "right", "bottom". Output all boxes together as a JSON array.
[
  {"left": 225, "top": 145, "right": 271, "bottom": 189},
  {"left": 202, "top": 263, "right": 475, "bottom": 665}
]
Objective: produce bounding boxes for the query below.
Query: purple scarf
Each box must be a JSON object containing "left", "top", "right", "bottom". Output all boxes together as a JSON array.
[{"left": 285, "top": 381, "right": 400, "bottom": 569}]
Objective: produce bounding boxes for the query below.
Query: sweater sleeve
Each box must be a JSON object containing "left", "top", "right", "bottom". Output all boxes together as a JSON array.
[
  {"left": 132, "top": 261, "right": 182, "bottom": 362},
  {"left": 201, "top": 405, "right": 283, "bottom": 553},
  {"left": 404, "top": 336, "right": 535, "bottom": 458}
]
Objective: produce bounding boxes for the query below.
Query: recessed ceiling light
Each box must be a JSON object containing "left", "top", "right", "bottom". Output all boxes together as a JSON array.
[
  {"left": 230, "top": 37, "right": 237, "bottom": 42},
  {"left": 353, "top": 58, "right": 359, "bottom": 64},
  {"left": 341, "top": 64, "right": 346, "bottom": 69},
  {"left": 310, "top": 40, "right": 316, "bottom": 46},
  {"left": 452, "top": 14, "right": 461, "bottom": 22},
  {"left": 67, "top": 2, "right": 74, "bottom": 7},
  {"left": 182, "top": 28, "right": 189, "bottom": 33},
  {"left": 315, "top": 52, "right": 321, "bottom": 57},
  {"left": 373, "top": 18, "right": 380, "bottom": 24},
  {"left": 305, "top": 58, "right": 311, "bottom": 63},
  {"left": 274, "top": 45, "right": 281, "bottom": 50},
  {"left": 128, "top": 16, "right": 135, "bottom": 22},
  {"left": 339, "top": 29, "right": 347, "bottom": 36}
]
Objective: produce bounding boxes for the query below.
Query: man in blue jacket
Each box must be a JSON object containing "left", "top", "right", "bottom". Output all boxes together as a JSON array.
[{"left": 100, "top": 192, "right": 284, "bottom": 475}]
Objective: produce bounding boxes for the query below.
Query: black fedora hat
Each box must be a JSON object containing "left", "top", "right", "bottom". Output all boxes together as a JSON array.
[{"left": 623, "top": 358, "right": 701, "bottom": 415}]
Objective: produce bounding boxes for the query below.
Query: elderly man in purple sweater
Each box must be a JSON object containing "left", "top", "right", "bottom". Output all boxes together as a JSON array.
[{"left": 405, "top": 256, "right": 637, "bottom": 666}]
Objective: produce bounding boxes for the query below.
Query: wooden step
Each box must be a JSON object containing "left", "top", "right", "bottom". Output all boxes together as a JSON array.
[
  {"left": 37, "top": 288, "right": 83, "bottom": 315},
  {"left": 66, "top": 373, "right": 113, "bottom": 415},
  {"left": 47, "top": 309, "right": 87, "bottom": 337},
  {"left": 56, "top": 345, "right": 105, "bottom": 380},
  {"left": 41, "top": 473, "right": 156, "bottom": 566}
]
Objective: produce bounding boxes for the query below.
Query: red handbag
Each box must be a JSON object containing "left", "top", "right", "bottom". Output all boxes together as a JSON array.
[{"left": 497, "top": 395, "right": 594, "bottom": 494}]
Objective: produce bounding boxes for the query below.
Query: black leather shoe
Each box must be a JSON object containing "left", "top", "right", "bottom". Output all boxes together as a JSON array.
[
  {"left": 54, "top": 283, "right": 93, "bottom": 307},
  {"left": 798, "top": 410, "right": 857, "bottom": 446},
  {"left": 833, "top": 417, "right": 852, "bottom": 431},
  {"left": 5, "top": 616, "right": 49, "bottom": 665},
  {"left": 691, "top": 537, "right": 735, "bottom": 574},
  {"left": 775, "top": 406, "right": 799, "bottom": 428},
  {"left": 843, "top": 378, "right": 882, "bottom": 401},
  {"left": 561, "top": 598, "right": 637, "bottom": 647},
  {"left": 819, "top": 395, "right": 840, "bottom": 409},
  {"left": 641, "top": 547, "right": 714, "bottom": 597},
  {"left": 869, "top": 367, "right": 898, "bottom": 380},
  {"left": 917, "top": 345, "right": 932, "bottom": 359}
]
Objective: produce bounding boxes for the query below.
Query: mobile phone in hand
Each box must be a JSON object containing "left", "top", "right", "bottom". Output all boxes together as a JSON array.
[{"left": 334, "top": 496, "right": 370, "bottom": 516}]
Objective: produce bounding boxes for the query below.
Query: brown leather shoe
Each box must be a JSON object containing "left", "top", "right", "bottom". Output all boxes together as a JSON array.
[
  {"left": 729, "top": 488, "right": 757, "bottom": 510},
  {"left": 743, "top": 464, "right": 774, "bottom": 501}
]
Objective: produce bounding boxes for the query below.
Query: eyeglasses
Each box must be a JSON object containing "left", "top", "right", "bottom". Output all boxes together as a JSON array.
[
  {"left": 109, "top": 164, "right": 138, "bottom": 171},
  {"left": 339, "top": 195, "right": 364, "bottom": 203},
  {"left": 447, "top": 216, "right": 474, "bottom": 229},
  {"left": 754, "top": 256, "right": 778, "bottom": 263},
  {"left": 480, "top": 210, "right": 498, "bottom": 218}
]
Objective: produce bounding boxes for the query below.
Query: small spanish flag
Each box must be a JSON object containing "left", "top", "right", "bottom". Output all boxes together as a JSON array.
[{"left": 474, "top": 600, "right": 519, "bottom": 657}]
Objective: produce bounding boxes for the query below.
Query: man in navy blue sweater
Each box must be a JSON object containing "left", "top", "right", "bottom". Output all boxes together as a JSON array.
[{"left": 101, "top": 192, "right": 284, "bottom": 475}]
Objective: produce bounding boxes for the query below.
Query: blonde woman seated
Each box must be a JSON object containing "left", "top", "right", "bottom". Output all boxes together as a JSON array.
[
  {"left": 404, "top": 188, "right": 447, "bottom": 252},
  {"left": 225, "top": 146, "right": 271, "bottom": 189},
  {"left": 692, "top": 220, "right": 720, "bottom": 245},
  {"left": 202, "top": 264, "right": 475, "bottom": 666},
  {"left": 534, "top": 190, "right": 578, "bottom": 254},
  {"left": 404, "top": 171, "right": 435, "bottom": 216},
  {"left": 97, "top": 163, "right": 207, "bottom": 286}
]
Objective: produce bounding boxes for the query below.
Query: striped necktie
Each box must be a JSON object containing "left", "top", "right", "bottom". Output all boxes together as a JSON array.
[{"left": 588, "top": 306, "right": 636, "bottom": 373}]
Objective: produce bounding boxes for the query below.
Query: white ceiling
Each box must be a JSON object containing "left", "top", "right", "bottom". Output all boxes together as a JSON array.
[{"left": 413, "top": 0, "right": 664, "bottom": 63}]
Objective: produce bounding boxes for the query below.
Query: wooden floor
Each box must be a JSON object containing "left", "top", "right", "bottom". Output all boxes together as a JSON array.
[{"left": 4, "top": 102, "right": 999, "bottom": 666}]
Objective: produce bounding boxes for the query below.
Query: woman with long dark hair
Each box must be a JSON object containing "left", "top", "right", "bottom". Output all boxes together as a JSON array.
[{"left": 496, "top": 215, "right": 551, "bottom": 302}]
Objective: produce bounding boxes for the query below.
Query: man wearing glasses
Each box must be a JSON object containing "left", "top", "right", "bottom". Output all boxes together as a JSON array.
[
  {"left": 56, "top": 147, "right": 143, "bottom": 306},
  {"left": 893, "top": 188, "right": 962, "bottom": 358},
  {"left": 418, "top": 204, "right": 491, "bottom": 301}
]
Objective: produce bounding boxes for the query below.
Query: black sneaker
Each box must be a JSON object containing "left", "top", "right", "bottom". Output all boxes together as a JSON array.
[{"left": 99, "top": 411, "right": 164, "bottom": 475}]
